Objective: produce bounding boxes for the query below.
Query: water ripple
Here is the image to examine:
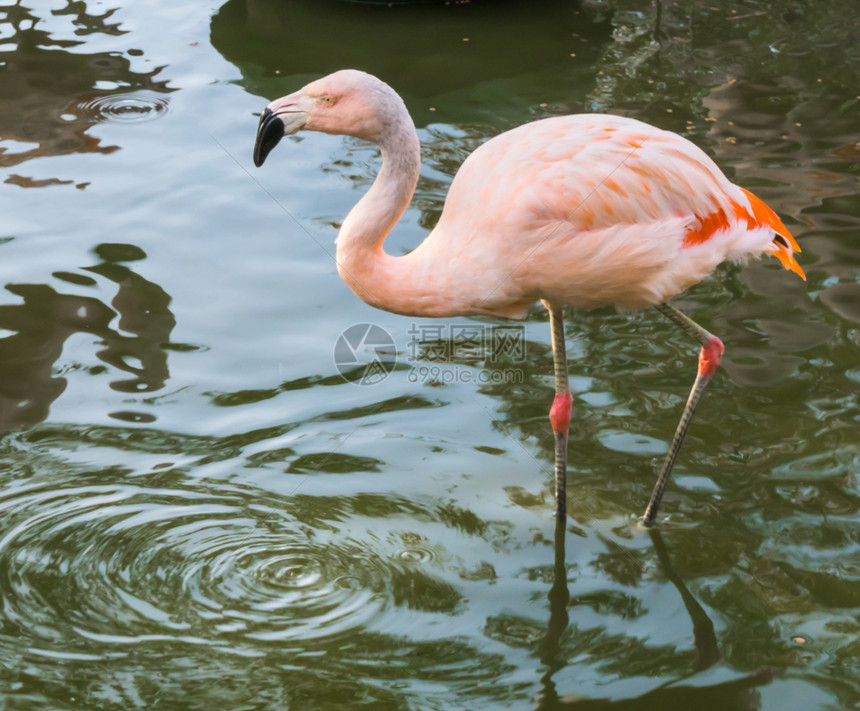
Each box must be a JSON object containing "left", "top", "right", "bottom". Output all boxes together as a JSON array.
[
  {"left": 72, "top": 92, "right": 169, "bottom": 124},
  {"left": 0, "top": 482, "right": 405, "bottom": 657}
]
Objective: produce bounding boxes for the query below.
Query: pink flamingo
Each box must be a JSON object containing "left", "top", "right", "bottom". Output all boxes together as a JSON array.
[{"left": 253, "top": 70, "right": 804, "bottom": 525}]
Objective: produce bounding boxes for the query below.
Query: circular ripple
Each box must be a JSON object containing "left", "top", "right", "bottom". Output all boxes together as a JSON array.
[
  {"left": 395, "top": 545, "right": 437, "bottom": 564},
  {"left": 0, "top": 483, "right": 400, "bottom": 657},
  {"left": 74, "top": 92, "right": 169, "bottom": 123}
]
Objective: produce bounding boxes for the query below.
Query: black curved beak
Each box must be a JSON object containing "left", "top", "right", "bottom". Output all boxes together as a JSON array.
[{"left": 253, "top": 108, "right": 285, "bottom": 167}]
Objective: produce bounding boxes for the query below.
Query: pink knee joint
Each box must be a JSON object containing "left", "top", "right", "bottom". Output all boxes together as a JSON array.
[
  {"left": 698, "top": 336, "right": 725, "bottom": 378},
  {"left": 549, "top": 392, "right": 573, "bottom": 433}
]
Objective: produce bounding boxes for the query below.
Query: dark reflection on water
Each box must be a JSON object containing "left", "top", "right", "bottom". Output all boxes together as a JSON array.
[
  {"left": 212, "top": 0, "right": 612, "bottom": 125},
  {"left": 537, "top": 522, "right": 773, "bottom": 710},
  {"left": 0, "top": 1, "right": 174, "bottom": 182},
  {"left": 0, "top": 245, "right": 175, "bottom": 431},
  {"left": 85, "top": 244, "right": 176, "bottom": 395},
  {"left": 0, "top": 283, "right": 110, "bottom": 430}
]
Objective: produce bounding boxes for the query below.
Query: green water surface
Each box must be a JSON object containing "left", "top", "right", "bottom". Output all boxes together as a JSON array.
[{"left": 0, "top": 0, "right": 858, "bottom": 709}]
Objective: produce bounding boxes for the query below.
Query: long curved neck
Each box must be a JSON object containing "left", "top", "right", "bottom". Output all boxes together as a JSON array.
[
  {"left": 335, "top": 119, "right": 444, "bottom": 316},
  {"left": 335, "top": 124, "right": 420, "bottom": 312}
]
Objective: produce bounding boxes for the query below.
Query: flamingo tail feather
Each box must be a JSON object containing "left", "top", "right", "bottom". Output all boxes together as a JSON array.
[{"left": 740, "top": 188, "right": 805, "bottom": 281}]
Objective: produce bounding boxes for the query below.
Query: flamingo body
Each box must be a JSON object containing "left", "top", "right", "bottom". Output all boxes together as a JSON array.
[
  {"left": 424, "top": 114, "right": 802, "bottom": 316},
  {"left": 253, "top": 69, "right": 805, "bottom": 524},
  {"left": 254, "top": 70, "right": 802, "bottom": 321}
]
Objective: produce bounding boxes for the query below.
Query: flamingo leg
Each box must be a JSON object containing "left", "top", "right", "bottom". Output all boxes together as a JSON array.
[
  {"left": 641, "top": 303, "right": 724, "bottom": 526},
  {"left": 545, "top": 301, "right": 572, "bottom": 520}
]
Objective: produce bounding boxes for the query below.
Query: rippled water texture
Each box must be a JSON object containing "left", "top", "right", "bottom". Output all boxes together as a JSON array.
[{"left": 1, "top": 1, "right": 858, "bottom": 709}]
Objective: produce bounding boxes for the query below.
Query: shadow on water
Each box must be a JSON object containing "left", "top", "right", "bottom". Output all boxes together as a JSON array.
[
  {"left": 538, "top": 525, "right": 773, "bottom": 710},
  {"left": 0, "top": 244, "right": 175, "bottom": 431}
]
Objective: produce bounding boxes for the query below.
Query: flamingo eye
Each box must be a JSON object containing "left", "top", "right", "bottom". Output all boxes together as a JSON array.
[{"left": 321, "top": 95, "right": 334, "bottom": 105}]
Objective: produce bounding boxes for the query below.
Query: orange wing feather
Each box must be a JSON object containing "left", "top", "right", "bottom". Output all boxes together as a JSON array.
[
  {"left": 683, "top": 187, "right": 805, "bottom": 280},
  {"left": 740, "top": 188, "right": 805, "bottom": 280}
]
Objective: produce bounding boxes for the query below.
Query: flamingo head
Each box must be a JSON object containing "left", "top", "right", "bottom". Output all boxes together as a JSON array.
[{"left": 254, "top": 69, "right": 406, "bottom": 167}]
